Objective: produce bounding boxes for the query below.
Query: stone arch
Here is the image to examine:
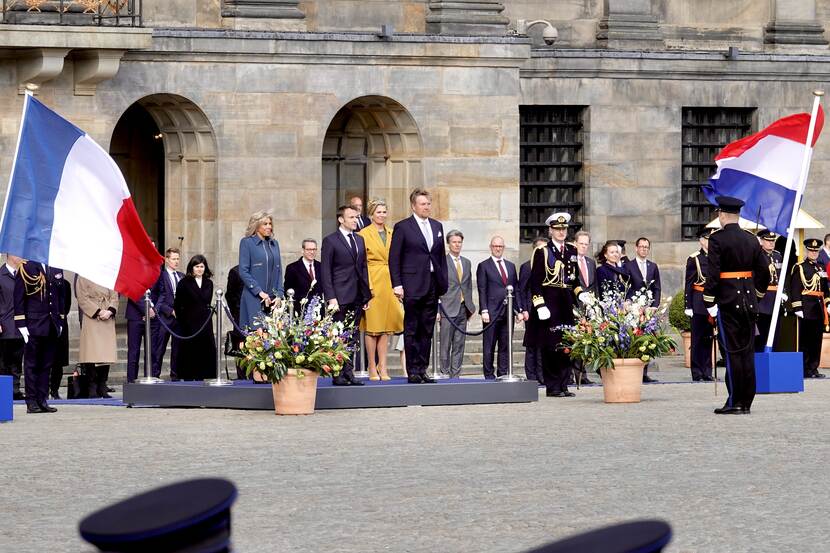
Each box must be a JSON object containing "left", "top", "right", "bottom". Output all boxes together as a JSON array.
[
  {"left": 111, "top": 93, "right": 218, "bottom": 263},
  {"left": 321, "top": 95, "right": 424, "bottom": 236}
]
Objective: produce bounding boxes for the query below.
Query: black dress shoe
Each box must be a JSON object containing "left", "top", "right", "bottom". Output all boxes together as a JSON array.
[
  {"left": 692, "top": 377, "right": 702, "bottom": 382},
  {"left": 346, "top": 378, "right": 364, "bottom": 386},
  {"left": 580, "top": 377, "right": 594, "bottom": 385},
  {"left": 26, "top": 405, "right": 44, "bottom": 414},
  {"left": 700, "top": 376, "right": 715, "bottom": 382},
  {"left": 13, "top": 391, "right": 25, "bottom": 401},
  {"left": 407, "top": 375, "right": 422, "bottom": 384},
  {"left": 714, "top": 405, "right": 745, "bottom": 415},
  {"left": 99, "top": 392, "right": 113, "bottom": 399},
  {"left": 332, "top": 377, "right": 350, "bottom": 386},
  {"left": 813, "top": 372, "right": 826, "bottom": 379},
  {"left": 50, "top": 391, "right": 61, "bottom": 400},
  {"left": 562, "top": 391, "right": 575, "bottom": 397},
  {"left": 39, "top": 403, "right": 57, "bottom": 413},
  {"left": 420, "top": 375, "right": 436, "bottom": 383},
  {"left": 107, "top": 386, "right": 115, "bottom": 392},
  {"left": 546, "top": 391, "right": 565, "bottom": 397},
  {"left": 642, "top": 375, "right": 658, "bottom": 383}
]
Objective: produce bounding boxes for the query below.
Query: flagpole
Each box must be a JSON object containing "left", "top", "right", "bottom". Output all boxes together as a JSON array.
[
  {"left": 765, "top": 90, "right": 824, "bottom": 351},
  {"left": 0, "top": 83, "right": 36, "bottom": 238}
]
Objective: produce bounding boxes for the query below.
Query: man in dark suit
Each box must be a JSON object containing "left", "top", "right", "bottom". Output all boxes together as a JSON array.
[
  {"left": 438, "top": 230, "right": 475, "bottom": 378},
  {"left": 519, "top": 237, "right": 547, "bottom": 384},
  {"left": 283, "top": 238, "right": 323, "bottom": 316},
  {"left": 477, "top": 236, "right": 519, "bottom": 379},
  {"left": 320, "top": 205, "right": 372, "bottom": 386},
  {"left": 684, "top": 228, "right": 715, "bottom": 381},
  {"left": 573, "top": 230, "right": 596, "bottom": 385},
  {"left": 224, "top": 264, "right": 245, "bottom": 379},
  {"left": 15, "top": 261, "right": 65, "bottom": 413},
  {"left": 818, "top": 233, "right": 830, "bottom": 269},
  {"left": 0, "top": 254, "right": 24, "bottom": 400},
  {"left": 389, "top": 188, "right": 449, "bottom": 384},
  {"left": 349, "top": 196, "right": 372, "bottom": 230},
  {"left": 152, "top": 248, "right": 184, "bottom": 380},
  {"left": 624, "top": 236, "right": 662, "bottom": 383},
  {"left": 126, "top": 294, "right": 158, "bottom": 383}
]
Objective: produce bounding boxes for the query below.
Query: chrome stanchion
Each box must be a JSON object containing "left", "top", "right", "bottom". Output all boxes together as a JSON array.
[
  {"left": 286, "top": 288, "right": 295, "bottom": 320},
  {"left": 498, "top": 285, "right": 524, "bottom": 382},
  {"left": 430, "top": 301, "right": 448, "bottom": 379},
  {"left": 137, "top": 290, "right": 162, "bottom": 384},
  {"left": 353, "top": 330, "right": 368, "bottom": 378},
  {"left": 206, "top": 289, "right": 232, "bottom": 386}
]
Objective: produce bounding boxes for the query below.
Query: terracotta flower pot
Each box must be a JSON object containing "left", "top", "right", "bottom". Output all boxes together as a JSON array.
[
  {"left": 821, "top": 334, "right": 830, "bottom": 369},
  {"left": 681, "top": 331, "right": 691, "bottom": 369},
  {"left": 271, "top": 369, "right": 318, "bottom": 415},
  {"left": 600, "top": 359, "right": 644, "bottom": 403}
]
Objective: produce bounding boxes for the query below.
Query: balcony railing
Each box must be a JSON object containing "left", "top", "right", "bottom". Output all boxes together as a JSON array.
[{"left": 1, "top": 0, "right": 141, "bottom": 26}]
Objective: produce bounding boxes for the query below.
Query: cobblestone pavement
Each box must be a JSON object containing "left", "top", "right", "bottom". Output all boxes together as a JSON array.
[{"left": 3, "top": 365, "right": 830, "bottom": 553}]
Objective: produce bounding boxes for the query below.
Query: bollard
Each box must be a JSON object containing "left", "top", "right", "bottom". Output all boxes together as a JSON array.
[
  {"left": 206, "top": 289, "right": 232, "bottom": 386},
  {"left": 353, "top": 330, "right": 368, "bottom": 378},
  {"left": 137, "top": 290, "right": 162, "bottom": 384},
  {"left": 497, "top": 285, "right": 525, "bottom": 382},
  {"left": 286, "top": 288, "right": 295, "bottom": 320},
  {"left": 430, "top": 302, "right": 448, "bottom": 379}
]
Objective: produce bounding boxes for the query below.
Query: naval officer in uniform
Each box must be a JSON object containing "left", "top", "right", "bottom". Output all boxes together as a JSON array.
[
  {"left": 14, "top": 261, "right": 65, "bottom": 413},
  {"left": 526, "top": 212, "right": 584, "bottom": 397},
  {"left": 755, "top": 230, "right": 784, "bottom": 352},
  {"left": 702, "top": 196, "right": 770, "bottom": 415},
  {"left": 684, "top": 227, "right": 715, "bottom": 382},
  {"left": 789, "top": 238, "right": 829, "bottom": 379}
]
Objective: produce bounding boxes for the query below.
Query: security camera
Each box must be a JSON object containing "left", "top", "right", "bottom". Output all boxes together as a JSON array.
[
  {"left": 516, "top": 19, "right": 559, "bottom": 47},
  {"left": 542, "top": 25, "right": 559, "bottom": 45}
]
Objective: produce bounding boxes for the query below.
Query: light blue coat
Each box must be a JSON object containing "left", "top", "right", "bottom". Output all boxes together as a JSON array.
[{"left": 239, "top": 235, "right": 283, "bottom": 329}]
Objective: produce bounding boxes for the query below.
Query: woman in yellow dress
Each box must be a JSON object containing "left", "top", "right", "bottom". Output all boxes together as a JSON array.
[{"left": 359, "top": 199, "right": 404, "bottom": 380}]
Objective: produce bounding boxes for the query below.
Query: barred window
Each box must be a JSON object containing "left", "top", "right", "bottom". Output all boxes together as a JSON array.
[
  {"left": 520, "top": 106, "right": 585, "bottom": 243},
  {"left": 681, "top": 107, "right": 755, "bottom": 241}
]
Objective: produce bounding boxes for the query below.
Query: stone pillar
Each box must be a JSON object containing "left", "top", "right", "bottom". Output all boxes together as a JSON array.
[
  {"left": 765, "top": 0, "right": 827, "bottom": 46},
  {"left": 597, "top": 0, "right": 663, "bottom": 49},
  {"left": 221, "top": 0, "right": 305, "bottom": 30},
  {"left": 426, "top": 1, "right": 509, "bottom": 36}
]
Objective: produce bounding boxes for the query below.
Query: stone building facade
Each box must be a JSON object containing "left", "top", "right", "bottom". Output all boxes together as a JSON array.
[{"left": 1, "top": 0, "right": 830, "bottom": 301}]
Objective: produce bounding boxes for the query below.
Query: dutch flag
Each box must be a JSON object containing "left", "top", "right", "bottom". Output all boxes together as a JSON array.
[
  {"left": 704, "top": 106, "right": 825, "bottom": 236},
  {"left": 0, "top": 94, "right": 163, "bottom": 301}
]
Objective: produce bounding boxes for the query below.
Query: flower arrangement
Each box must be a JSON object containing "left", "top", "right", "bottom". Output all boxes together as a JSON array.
[
  {"left": 239, "top": 296, "right": 354, "bottom": 383},
  {"left": 561, "top": 288, "right": 676, "bottom": 372}
]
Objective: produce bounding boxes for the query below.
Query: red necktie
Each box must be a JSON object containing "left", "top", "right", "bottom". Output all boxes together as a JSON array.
[
  {"left": 308, "top": 263, "right": 314, "bottom": 281},
  {"left": 579, "top": 256, "right": 588, "bottom": 285},
  {"left": 497, "top": 259, "right": 508, "bottom": 285}
]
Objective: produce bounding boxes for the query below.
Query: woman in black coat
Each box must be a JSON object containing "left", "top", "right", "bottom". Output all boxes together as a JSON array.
[
  {"left": 595, "top": 241, "right": 630, "bottom": 298},
  {"left": 174, "top": 255, "right": 217, "bottom": 380}
]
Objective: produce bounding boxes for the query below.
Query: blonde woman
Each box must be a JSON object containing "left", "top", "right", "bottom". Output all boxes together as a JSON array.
[
  {"left": 239, "top": 210, "right": 283, "bottom": 330},
  {"left": 359, "top": 199, "right": 404, "bottom": 380}
]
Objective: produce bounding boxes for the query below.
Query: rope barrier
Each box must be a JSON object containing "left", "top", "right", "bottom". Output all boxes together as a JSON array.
[
  {"left": 222, "top": 302, "right": 250, "bottom": 337},
  {"left": 437, "top": 300, "right": 508, "bottom": 336},
  {"left": 155, "top": 306, "right": 217, "bottom": 340}
]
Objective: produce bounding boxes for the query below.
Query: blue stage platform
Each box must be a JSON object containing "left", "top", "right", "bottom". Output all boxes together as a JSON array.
[{"left": 123, "top": 377, "right": 540, "bottom": 410}]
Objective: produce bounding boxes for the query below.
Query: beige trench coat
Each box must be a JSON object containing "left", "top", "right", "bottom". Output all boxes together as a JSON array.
[{"left": 76, "top": 276, "right": 118, "bottom": 364}]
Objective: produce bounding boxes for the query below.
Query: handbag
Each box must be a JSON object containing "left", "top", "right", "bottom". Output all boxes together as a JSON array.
[
  {"left": 67, "top": 367, "right": 89, "bottom": 399},
  {"left": 224, "top": 331, "right": 244, "bottom": 358}
]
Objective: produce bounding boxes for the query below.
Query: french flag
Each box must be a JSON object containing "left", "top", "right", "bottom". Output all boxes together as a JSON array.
[
  {"left": 705, "top": 107, "right": 824, "bottom": 236},
  {"left": 0, "top": 94, "right": 163, "bottom": 301}
]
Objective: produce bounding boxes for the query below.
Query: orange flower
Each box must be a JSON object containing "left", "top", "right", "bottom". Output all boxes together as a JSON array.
[{"left": 322, "top": 365, "right": 331, "bottom": 374}]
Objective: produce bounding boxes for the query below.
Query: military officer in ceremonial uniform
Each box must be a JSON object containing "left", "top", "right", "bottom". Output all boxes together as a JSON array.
[
  {"left": 789, "top": 238, "right": 829, "bottom": 379},
  {"left": 526, "top": 212, "right": 584, "bottom": 397},
  {"left": 684, "top": 227, "right": 715, "bottom": 381},
  {"left": 703, "top": 196, "right": 770, "bottom": 415},
  {"left": 14, "top": 261, "right": 65, "bottom": 414},
  {"left": 755, "top": 230, "right": 784, "bottom": 352}
]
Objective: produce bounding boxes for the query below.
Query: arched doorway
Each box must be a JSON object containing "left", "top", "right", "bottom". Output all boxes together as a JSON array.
[
  {"left": 321, "top": 96, "right": 423, "bottom": 236},
  {"left": 110, "top": 94, "right": 218, "bottom": 263}
]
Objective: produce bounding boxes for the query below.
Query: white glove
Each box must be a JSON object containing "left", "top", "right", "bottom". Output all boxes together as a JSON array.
[
  {"left": 537, "top": 306, "right": 551, "bottom": 321},
  {"left": 19, "top": 327, "right": 29, "bottom": 344},
  {"left": 684, "top": 309, "right": 693, "bottom": 317},
  {"left": 781, "top": 293, "right": 788, "bottom": 302},
  {"left": 706, "top": 306, "right": 718, "bottom": 318},
  {"left": 795, "top": 311, "right": 804, "bottom": 319},
  {"left": 577, "top": 292, "right": 589, "bottom": 303}
]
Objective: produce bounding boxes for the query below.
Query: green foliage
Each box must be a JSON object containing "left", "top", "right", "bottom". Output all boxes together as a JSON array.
[{"left": 668, "top": 290, "right": 691, "bottom": 333}]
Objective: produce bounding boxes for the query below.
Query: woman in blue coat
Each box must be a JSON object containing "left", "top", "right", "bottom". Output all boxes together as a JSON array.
[{"left": 239, "top": 211, "right": 283, "bottom": 329}]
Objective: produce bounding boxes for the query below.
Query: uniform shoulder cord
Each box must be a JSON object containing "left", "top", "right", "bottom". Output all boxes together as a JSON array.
[{"left": 19, "top": 264, "right": 45, "bottom": 299}]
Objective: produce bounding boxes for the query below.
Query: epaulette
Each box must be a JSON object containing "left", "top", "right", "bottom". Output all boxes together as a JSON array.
[
  {"left": 709, "top": 228, "right": 722, "bottom": 235},
  {"left": 744, "top": 228, "right": 756, "bottom": 236}
]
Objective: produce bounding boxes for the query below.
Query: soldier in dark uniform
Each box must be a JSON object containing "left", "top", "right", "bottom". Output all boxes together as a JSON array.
[
  {"left": 789, "top": 238, "right": 829, "bottom": 379},
  {"left": 755, "top": 230, "right": 784, "bottom": 352},
  {"left": 526, "top": 212, "right": 584, "bottom": 398},
  {"left": 684, "top": 227, "right": 715, "bottom": 381},
  {"left": 14, "top": 261, "right": 65, "bottom": 413},
  {"left": 702, "top": 196, "right": 770, "bottom": 415}
]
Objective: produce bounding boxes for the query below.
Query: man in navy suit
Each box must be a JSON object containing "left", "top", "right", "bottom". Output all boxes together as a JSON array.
[
  {"left": 126, "top": 295, "right": 158, "bottom": 383},
  {"left": 624, "top": 237, "right": 661, "bottom": 383},
  {"left": 15, "top": 261, "right": 65, "bottom": 413},
  {"left": 572, "top": 230, "right": 596, "bottom": 385},
  {"left": 349, "top": 196, "right": 372, "bottom": 230},
  {"left": 476, "top": 236, "right": 519, "bottom": 379},
  {"left": 320, "top": 206, "right": 372, "bottom": 386},
  {"left": 389, "top": 188, "right": 449, "bottom": 383},
  {"left": 152, "top": 248, "right": 184, "bottom": 380},
  {"left": 283, "top": 238, "right": 323, "bottom": 316}
]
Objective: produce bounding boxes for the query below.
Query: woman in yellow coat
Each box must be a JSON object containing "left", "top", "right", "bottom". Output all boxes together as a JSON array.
[{"left": 359, "top": 199, "right": 404, "bottom": 380}]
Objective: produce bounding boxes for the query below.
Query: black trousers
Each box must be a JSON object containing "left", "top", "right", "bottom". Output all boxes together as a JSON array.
[
  {"left": 524, "top": 346, "right": 544, "bottom": 384},
  {"left": 482, "top": 313, "right": 511, "bottom": 379},
  {"left": 81, "top": 363, "right": 110, "bottom": 397},
  {"left": 0, "top": 338, "right": 24, "bottom": 393},
  {"left": 24, "top": 330, "right": 57, "bottom": 409},
  {"left": 798, "top": 317, "right": 824, "bottom": 376},
  {"left": 402, "top": 278, "right": 438, "bottom": 377},
  {"left": 719, "top": 308, "right": 756, "bottom": 409},
  {"left": 691, "top": 314, "right": 714, "bottom": 380},
  {"left": 152, "top": 320, "right": 179, "bottom": 380},
  {"left": 332, "top": 303, "right": 363, "bottom": 380},
  {"left": 755, "top": 313, "right": 773, "bottom": 353},
  {"left": 128, "top": 319, "right": 159, "bottom": 382},
  {"left": 541, "top": 345, "right": 571, "bottom": 394}
]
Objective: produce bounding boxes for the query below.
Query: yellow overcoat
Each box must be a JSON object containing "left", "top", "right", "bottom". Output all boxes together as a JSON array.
[{"left": 359, "top": 224, "right": 404, "bottom": 334}]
